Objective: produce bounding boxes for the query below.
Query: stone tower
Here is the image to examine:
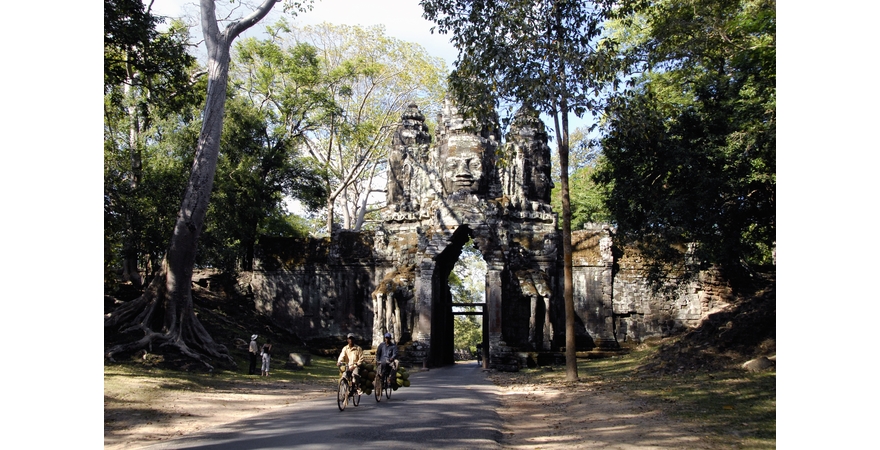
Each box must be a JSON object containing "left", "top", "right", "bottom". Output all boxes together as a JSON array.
[{"left": 372, "top": 100, "right": 560, "bottom": 368}]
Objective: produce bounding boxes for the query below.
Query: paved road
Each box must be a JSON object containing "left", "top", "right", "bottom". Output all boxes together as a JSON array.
[{"left": 143, "top": 362, "right": 502, "bottom": 449}]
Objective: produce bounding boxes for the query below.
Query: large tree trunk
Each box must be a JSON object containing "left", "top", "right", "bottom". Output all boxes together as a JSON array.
[
  {"left": 552, "top": 2, "right": 578, "bottom": 382},
  {"left": 105, "top": 0, "right": 280, "bottom": 369},
  {"left": 553, "top": 101, "right": 578, "bottom": 382},
  {"left": 121, "top": 79, "right": 145, "bottom": 287}
]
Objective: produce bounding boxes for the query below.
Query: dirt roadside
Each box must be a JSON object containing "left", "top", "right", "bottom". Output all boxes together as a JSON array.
[
  {"left": 487, "top": 371, "right": 718, "bottom": 449},
  {"left": 105, "top": 369, "right": 717, "bottom": 450},
  {"left": 104, "top": 375, "right": 331, "bottom": 450}
]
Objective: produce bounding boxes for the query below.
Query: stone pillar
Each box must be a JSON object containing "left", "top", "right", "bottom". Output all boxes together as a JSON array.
[
  {"left": 597, "top": 226, "right": 620, "bottom": 350},
  {"left": 412, "top": 260, "right": 434, "bottom": 367},
  {"left": 528, "top": 295, "right": 537, "bottom": 350},
  {"left": 392, "top": 295, "right": 402, "bottom": 345},
  {"left": 486, "top": 266, "right": 504, "bottom": 355},
  {"left": 372, "top": 292, "right": 385, "bottom": 348},
  {"left": 542, "top": 295, "right": 553, "bottom": 351}
]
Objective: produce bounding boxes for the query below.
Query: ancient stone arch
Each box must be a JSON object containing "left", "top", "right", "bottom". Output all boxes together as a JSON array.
[{"left": 371, "top": 100, "right": 563, "bottom": 369}]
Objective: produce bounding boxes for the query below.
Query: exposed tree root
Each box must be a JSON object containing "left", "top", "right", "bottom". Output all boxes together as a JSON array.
[{"left": 105, "top": 269, "right": 236, "bottom": 371}]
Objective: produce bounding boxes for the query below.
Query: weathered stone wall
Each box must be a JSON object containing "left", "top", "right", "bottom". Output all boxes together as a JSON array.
[
  {"left": 567, "top": 225, "right": 616, "bottom": 350},
  {"left": 247, "top": 232, "right": 394, "bottom": 351},
  {"left": 611, "top": 257, "right": 732, "bottom": 344},
  {"left": 567, "top": 224, "right": 735, "bottom": 349},
  {"left": 567, "top": 226, "right": 733, "bottom": 347},
  {"left": 249, "top": 225, "right": 732, "bottom": 356}
]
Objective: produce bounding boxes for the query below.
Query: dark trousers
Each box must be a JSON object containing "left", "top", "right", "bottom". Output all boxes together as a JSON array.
[
  {"left": 379, "top": 361, "right": 391, "bottom": 379},
  {"left": 249, "top": 353, "right": 257, "bottom": 374}
]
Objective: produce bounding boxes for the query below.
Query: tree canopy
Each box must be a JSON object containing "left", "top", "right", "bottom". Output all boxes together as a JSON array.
[
  {"left": 104, "top": 0, "right": 202, "bottom": 287},
  {"left": 550, "top": 126, "right": 610, "bottom": 229},
  {"left": 595, "top": 0, "right": 776, "bottom": 279}
]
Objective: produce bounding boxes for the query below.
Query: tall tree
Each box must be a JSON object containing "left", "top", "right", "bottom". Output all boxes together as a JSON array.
[
  {"left": 105, "top": 0, "right": 198, "bottom": 287},
  {"left": 105, "top": 0, "right": 312, "bottom": 368},
  {"left": 595, "top": 0, "right": 775, "bottom": 281},
  {"left": 421, "top": 0, "right": 612, "bottom": 381}
]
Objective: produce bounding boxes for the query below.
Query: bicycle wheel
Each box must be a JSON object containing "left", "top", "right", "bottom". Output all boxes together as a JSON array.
[
  {"left": 337, "top": 378, "right": 348, "bottom": 411},
  {"left": 384, "top": 375, "right": 392, "bottom": 399},
  {"left": 374, "top": 374, "right": 383, "bottom": 402},
  {"left": 351, "top": 380, "right": 361, "bottom": 406}
]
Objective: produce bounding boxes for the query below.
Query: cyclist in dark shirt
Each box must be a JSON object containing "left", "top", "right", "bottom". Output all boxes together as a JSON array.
[{"left": 375, "top": 332, "right": 398, "bottom": 383}]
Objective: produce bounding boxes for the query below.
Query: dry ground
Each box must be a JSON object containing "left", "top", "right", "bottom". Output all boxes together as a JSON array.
[
  {"left": 104, "top": 368, "right": 716, "bottom": 450},
  {"left": 488, "top": 370, "right": 718, "bottom": 450},
  {"left": 104, "top": 374, "right": 330, "bottom": 450}
]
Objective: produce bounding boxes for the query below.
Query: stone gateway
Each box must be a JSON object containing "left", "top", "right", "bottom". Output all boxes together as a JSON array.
[{"left": 248, "top": 101, "right": 732, "bottom": 370}]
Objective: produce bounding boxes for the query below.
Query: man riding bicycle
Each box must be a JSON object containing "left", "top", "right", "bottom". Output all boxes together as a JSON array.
[
  {"left": 337, "top": 333, "right": 365, "bottom": 392},
  {"left": 375, "top": 332, "right": 398, "bottom": 385}
]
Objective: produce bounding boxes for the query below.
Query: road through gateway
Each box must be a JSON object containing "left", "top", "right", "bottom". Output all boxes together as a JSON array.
[{"left": 140, "top": 362, "right": 502, "bottom": 449}]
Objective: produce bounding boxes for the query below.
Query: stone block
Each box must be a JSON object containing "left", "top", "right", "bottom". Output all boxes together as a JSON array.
[
  {"left": 289, "top": 352, "right": 311, "bottom": 366},
  {"left": 742, "top": 356, "right": 775, "bottom": 372}
]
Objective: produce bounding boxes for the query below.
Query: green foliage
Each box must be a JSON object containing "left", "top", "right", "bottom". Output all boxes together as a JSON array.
[
  {"left": 453, "top": 315, "right": 483, "bottom": 354},
  {"left": 421, "top": 0, "right": 610, "bottom": 125},
  {"left": 232, "top": 35, "right": 331, "bottom": 140},
  {"left": 104, "top": 2, "right": 203, "bottom": 287},
  {"left": 259, "top": 210, "right": 312, "bottom": 238},
  {"left": 104, "top": 0, "right": 197, "bottom": 112},
  {"left": 231, "top": 21, "right": 447, "bottom": 232},
  {"left": 595, "top": 0, "right": 776, "bottom": 274},
  {"left": 448, "top": 239, "right": 486, "bottom": 304},
  {"left": 552, "top": 163, "right": 611, "bottom": 230},
  {"left": 105, "top": 14, "right": 331, "bottom": 282},
  {"left": 257, "top": 21, "right": 447, "bottom": 231},
  {"left": 449, "top": 239, "right": 486, "bottom": 353},
  {"left": 198, "top": 96, "right": 327, "bottom": 272},
  {"left": 104, "top": 77, "right": 203, "bottom": 285},
  {"left": 550, "top": 127, "right": 609, "bottom": 229}
]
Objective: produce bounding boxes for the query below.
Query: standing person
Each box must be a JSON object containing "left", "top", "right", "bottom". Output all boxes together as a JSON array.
[
  {"left": 337, "top": 333, "right": 364, "bottom": 392},
  {"left": 261, "top": 338, "right": 272, "bottom": 377},
  {"left": 248, "top": 334, "right": 259, "bottom": 375},
  {"left": 375, "top": 332, "right": 398, "bottom": 384}
]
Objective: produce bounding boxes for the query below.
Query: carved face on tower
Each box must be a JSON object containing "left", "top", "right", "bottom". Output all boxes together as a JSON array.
[
  {"left": 530, "top": 147, "right": 553, "bottom": 203},
  {"left": 441, "top": 134, "right": 487, "bottom": 195}
]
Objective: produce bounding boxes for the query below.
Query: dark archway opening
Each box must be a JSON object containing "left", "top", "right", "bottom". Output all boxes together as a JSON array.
[
  {"left": 450, "top": 238, "right": 486, "bottom": 363},
  {"left": 429, "top": 225, "right": 483, "bottom": 366}
]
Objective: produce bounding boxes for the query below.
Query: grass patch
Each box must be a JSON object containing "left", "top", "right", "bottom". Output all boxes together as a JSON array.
[{"left": 104, "top": 353, "right": 343, "bottom": 392}]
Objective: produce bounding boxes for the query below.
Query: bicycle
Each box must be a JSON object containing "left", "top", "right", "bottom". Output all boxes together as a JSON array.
[
  {"left": 374, "top": 360, "right": 396, "bottom": 402},
  {"left": 336, "top": 363, "right": 361, "bottom": 411}
]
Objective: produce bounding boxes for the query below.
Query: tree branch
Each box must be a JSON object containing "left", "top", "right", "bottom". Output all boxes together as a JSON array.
[{"left": 225, "top": 0, "right": 279, "bottom": 42}]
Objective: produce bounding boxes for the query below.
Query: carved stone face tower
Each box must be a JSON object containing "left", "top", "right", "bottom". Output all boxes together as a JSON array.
[
  {"left": 436, "top": 99, "right": 498, "bottom": 197},
  {"left": 373, "top": 100, "right": 559, "bottom": 369},
  {"left": 388, "top": 103, "right": 431, "bottom": 213}
]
